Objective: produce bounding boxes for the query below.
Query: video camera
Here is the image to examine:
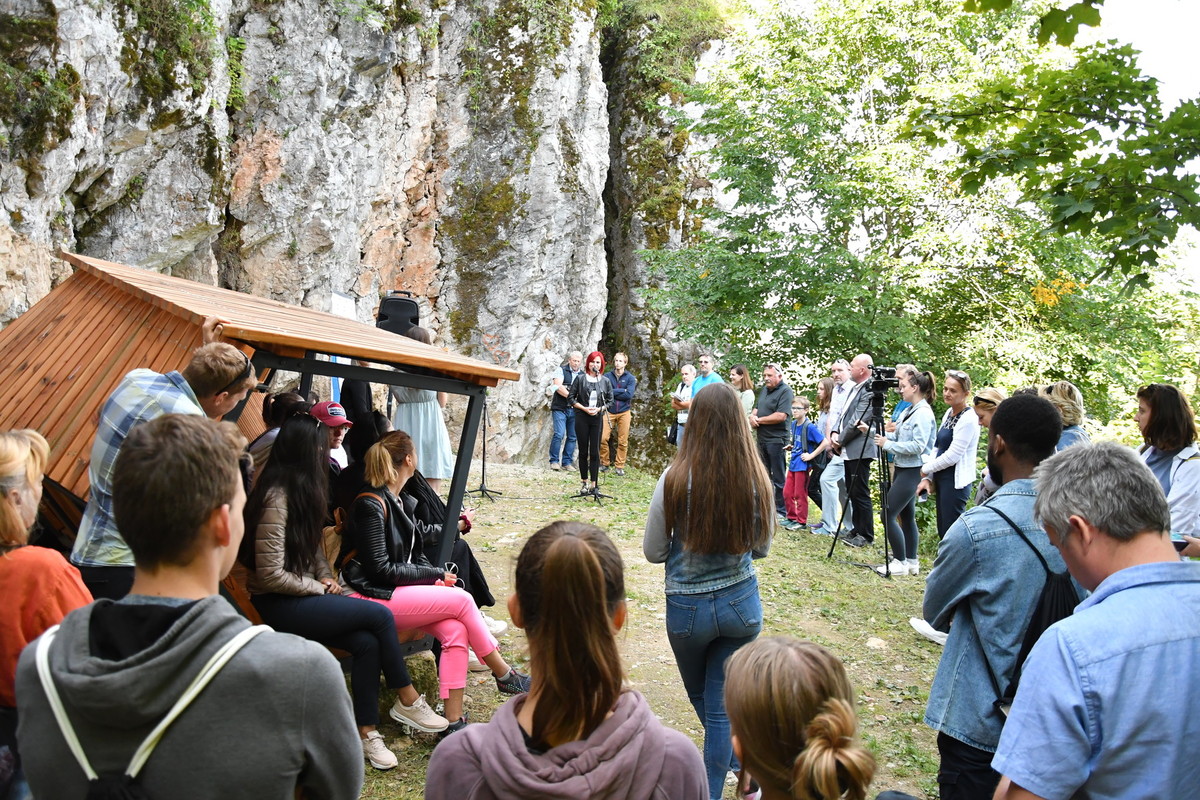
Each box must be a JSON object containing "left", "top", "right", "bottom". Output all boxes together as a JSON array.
[{"left": 866, "top": 365, "right": 899, "bottom": 394}]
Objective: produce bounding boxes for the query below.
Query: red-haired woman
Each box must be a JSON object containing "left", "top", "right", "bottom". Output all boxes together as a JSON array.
[{"left": 569, "top": 351, "right": 614, "bottom": 495}]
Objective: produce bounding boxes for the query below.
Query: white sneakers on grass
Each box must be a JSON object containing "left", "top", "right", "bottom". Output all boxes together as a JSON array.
[
  {"left": 389, "top": 695, "right": 449, "bottom": 734},
  {"left": 362, "top": 730, "right": 398, "bottom": 770}
]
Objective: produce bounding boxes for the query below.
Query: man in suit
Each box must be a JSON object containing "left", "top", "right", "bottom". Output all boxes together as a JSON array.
[{"left": 831, "top": 353, "right": 877, "bottom": 547}]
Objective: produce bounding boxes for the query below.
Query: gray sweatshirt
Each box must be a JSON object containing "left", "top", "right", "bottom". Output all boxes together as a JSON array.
[
  {"left": 425, "top": 690, "right": 705, "bottom": 800},
  {"left": 16, "top": 595, "right": 362, "bottom": 800}
]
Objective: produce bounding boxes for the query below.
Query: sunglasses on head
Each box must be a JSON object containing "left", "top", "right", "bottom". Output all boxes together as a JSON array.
[
  {"left": 973, "top": 395, "right": 997, "bottom": 407},
  {"left": 217, "top": 351, "right": 254, "bottom": 396}
]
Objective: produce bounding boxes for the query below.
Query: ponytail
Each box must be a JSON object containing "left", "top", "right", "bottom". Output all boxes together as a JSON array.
[
  {"left": 792, "top": 698, "right": 875, "bottom": 800},
  {"left": 516, "top": 521, "right": 625, "bottom": 748},
  {"left": 725, "top": 638, "right": 876, "bottom": 800}
]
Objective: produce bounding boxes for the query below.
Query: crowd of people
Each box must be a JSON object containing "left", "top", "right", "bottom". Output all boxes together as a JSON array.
[{"left": 2, "top": 327, "right": 1199, "bottom": 800}]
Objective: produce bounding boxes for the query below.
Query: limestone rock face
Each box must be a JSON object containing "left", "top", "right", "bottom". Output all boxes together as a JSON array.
[{"left": 0, "top": 0, "right": 703, "bottom": 468}]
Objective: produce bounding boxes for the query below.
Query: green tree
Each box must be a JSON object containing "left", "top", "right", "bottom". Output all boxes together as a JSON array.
[{"left": 647, "top": 0, "right": 1195, "bottom": 417}]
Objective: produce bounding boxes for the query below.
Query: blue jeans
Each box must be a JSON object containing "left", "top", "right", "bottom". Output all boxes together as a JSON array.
[
  {"left": 665, "top": 576, "right": 762, "bottom": 800},
  {"left": 549, "top": 408, "right": 576, "bottom": 466}
]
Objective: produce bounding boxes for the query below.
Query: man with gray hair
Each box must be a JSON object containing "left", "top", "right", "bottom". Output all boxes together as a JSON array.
[
  {"left": 813, "top": 359, "right": 854, "bottom": 536},
  {"left": 548, "top": 350, "right": 584, "bottom": 470},
  {"left": 991, "top": 441, "right": 1200, "bottom": 800}
]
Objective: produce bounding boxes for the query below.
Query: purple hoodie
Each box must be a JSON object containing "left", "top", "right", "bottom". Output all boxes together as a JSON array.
[{"left": 425, "top": 690, "right": 704, "bottom": 800}]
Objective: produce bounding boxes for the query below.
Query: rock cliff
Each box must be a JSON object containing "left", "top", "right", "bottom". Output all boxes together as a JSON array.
[{"left": 0, "top": 0, "right": 719, "bottom": 468}]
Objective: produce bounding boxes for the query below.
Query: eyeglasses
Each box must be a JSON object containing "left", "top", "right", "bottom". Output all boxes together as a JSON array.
[{"left": 217, "top": 351, "right": 254, "bottom": 396}]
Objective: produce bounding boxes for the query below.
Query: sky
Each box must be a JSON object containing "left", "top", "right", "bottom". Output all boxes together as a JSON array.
[{"left": 1093, "top": 0, "right": 1199, "bottom": 111}]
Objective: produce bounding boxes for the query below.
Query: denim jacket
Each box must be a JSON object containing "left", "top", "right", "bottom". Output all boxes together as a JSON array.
[
  {"left": 922, "top": 479, "right": 1082, "bottom": 752},
  {"left": 643, "top": 468, "right": 772, "bottom": 595},
  {"left": 882, "top": 399, "right": 935, "bottom": 468}
]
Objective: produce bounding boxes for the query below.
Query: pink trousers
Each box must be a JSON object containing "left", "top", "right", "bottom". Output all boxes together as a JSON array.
[{"left": 349, "top": 585, "right": 499, "bottom": 698}]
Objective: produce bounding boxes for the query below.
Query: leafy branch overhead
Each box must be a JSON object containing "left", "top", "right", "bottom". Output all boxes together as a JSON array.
[
  {"left": 963, "top": 0, "right": 1102, "bottom": 46},
  {"left": 909, "top": 42, "right": 1200, "bottom": 281}
]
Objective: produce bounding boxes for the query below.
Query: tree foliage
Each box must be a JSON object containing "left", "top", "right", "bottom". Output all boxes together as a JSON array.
[
  {"left": 646, "top": 0, "right": 1199, "bottom": 419},
  {"left": 910, "top": 43, "right": 1200, "bottom": 281}
]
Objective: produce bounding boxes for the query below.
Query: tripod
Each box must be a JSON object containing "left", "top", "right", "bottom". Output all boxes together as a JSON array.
[
  {"left": 468, "top": 396, "right": 502, "bottom": 502},
  {"left": 826, "top": 394, "right": 895, "bottom": 578}
]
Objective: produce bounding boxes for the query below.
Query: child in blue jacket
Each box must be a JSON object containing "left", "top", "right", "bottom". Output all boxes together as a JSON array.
[{"left": 782, "top": 397, "right": 824, "bottom": 530}]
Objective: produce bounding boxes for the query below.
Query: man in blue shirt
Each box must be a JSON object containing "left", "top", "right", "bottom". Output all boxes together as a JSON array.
[
  {"left": 71, "top": 319, "right": 257, "bottom": 600},
  {"left": 992, "top": 441, "right": 1200, "bottom": 800},
  {"left": 548, "top": 351, "right": 583, "bottom": 470},
  {"left": 922, "top": 394, "right": 1071, "bottom": 800},
  {"left": 600, "top": 351, "right": 637, "bottom": 476},
  {"left": 690, "top": 354, "right": 723, "bottom": 396}
]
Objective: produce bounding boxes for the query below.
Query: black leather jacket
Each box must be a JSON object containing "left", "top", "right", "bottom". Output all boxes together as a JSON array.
[{"left": 349, "top": 487, "right": 443, "bottom": 592}]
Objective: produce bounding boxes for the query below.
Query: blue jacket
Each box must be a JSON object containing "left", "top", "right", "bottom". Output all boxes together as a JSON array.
[
  {"left": 643, "top": 468, "right": 773, "bottom": 595},
  {"left": 604, "top": 369, "right": 637, "bottom": 414},
  {"left": 922, "top": 478, "right": 1083, "bottom": 752},
  {"left": 788, "top": 420, "right": 824, "bottom": 471},
  {"left": 882, "top": 399, "right": 936, "bottom": 469}
]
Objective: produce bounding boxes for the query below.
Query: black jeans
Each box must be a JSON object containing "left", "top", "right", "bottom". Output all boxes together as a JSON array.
[
  {"left": 757, "top": 438, "right": 787, "bottom": 514},
  {"left": 76, "top": 564, "right": 135, "bottom": 600},
  {"left": 883, "top": 466, "right": 921, "bottom": 561},
  {"left": 252, "top": 592, "right": 411, "bottom": 726},
  {"left": 844, "top": 458, "right": 874, "bottom": 542},
  {"left": 937, "top": 732, "right": 1000, "bottom": 800},
  {"left": 574, "top": 411, "right": 604, "bottom": 483}
]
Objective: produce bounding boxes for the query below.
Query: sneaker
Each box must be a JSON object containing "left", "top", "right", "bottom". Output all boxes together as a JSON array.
[
  {"left": 495, "top": 668, "right": 532, "bottom": 695},
  {"left": 482, "top": 613, "right": 508, "bottom": 636},
  {"left": 809, "top": 524, "right": 831, "bottom": 536},
  {"left": 615, "top": 468, "right": 625, "bottom": 476},
  {"left": 779, "top": 518, "right": 802, "bottom": 531},
  {"left": 874, "top": 558, "right": 910, "bottom": 576},
  {"left": 909, "top": 617, "right": 948, "bottom": 646},
  {"left": 467, "top": 649, "right": 492, "bottom": 673},
  {"left": 580, "top": 482, "right": 589, "bottom": 495},
  {"left": 362, "top": 730, "right": 398, "bottom": 770},
  {"left": 841, "top": 534, "right": 870, "bottom": 548},
  {"left": 907, "top": 560, "right": 921, "bottom": 575},
  {"left": 600, "top": 465, "right": 610, "bottom": 472},
  {"left": 549, "top": 462, "right": 560, "bottom": 471},
  {"left": 440, "top": 712, "right": 469, "bottom": 738},
  {"left": 389, "top": 695, "right": 449, "bottom": 733}
]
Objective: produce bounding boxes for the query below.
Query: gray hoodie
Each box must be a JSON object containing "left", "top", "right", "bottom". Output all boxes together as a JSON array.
[
  {"left": 425, "top": 690, "right": 705, "bottom": 800},
  {"left": 16, "top": 595, "right": 362, "bottom": 800}
]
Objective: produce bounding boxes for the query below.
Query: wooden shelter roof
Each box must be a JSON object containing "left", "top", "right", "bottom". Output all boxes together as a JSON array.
[{"left": 0, "top": 252, "right": 518, "bottom": 499}]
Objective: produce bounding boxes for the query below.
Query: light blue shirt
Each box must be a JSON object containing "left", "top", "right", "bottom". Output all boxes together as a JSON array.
[
  {"left": 691, "top": 372, "right": 723, "bottom": 396},
  {"left": 992, "top": 560, "right": 1200, "bottom": 799},
  {"left": 922, "top": 479, "right": 1082, "bottom": 751}
]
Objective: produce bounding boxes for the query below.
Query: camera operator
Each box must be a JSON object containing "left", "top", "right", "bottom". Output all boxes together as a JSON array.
[{"left": 832, "top": 354, "right": 877, "bottom": 547}]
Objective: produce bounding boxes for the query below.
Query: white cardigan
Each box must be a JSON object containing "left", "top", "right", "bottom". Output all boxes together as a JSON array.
[
  {"left": 921, "top": 407, "right": 981, "bottom": 489},
  {"left": 1140, "top": 443, "right": 1200, "bottom": 538}
]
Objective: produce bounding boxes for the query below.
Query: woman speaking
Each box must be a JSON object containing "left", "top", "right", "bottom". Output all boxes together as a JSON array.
[{"left": 569, "top": 351, "right": 614, "bottom": 496}]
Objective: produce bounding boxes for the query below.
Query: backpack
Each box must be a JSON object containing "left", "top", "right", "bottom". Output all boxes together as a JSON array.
[
  {"left": 35, "top": 624, "right": 267, "bottom": 799},
  {"left": 978, "top": 506, "right": 1080, "bottom": 717}
]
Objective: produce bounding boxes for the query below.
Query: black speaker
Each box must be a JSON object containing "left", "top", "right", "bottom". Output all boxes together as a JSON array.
[{"left": 377, "top": 291, "right": 420, "bottom": 336}]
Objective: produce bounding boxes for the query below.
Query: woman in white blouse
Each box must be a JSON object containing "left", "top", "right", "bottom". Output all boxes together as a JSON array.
[{"left": 918, "top": 369, "right": 980, "bottom": 539}]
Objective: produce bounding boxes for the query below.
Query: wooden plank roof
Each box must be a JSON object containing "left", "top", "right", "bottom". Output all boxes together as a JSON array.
[{"left": 0, "top": 252, "right": 518, "bottom": 499}]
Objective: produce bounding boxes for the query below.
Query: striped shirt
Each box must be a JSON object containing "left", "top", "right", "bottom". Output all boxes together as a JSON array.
[{"left": 71, "top": 370, "right": 205, "bottom": 567}]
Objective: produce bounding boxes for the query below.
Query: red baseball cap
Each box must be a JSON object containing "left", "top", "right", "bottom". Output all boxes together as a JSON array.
[{"left": 311, "top": 401, "right": 353, "bottom": 428}]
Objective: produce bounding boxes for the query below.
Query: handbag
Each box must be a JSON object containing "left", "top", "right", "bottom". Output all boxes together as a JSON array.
[{"left": 667, "top": 420, "right": 679, "bottom": 446}]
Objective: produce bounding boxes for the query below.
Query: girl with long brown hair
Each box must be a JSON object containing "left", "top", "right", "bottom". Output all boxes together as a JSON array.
[
  {"left": 644, "top": 382, "right": 774, "bottom": 800},
  {"left": 426, "top": 521, "right": 704, "bottom": 799}
]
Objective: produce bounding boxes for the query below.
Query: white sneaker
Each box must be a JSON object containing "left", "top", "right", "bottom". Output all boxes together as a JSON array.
[
  {"left": 874, "top": 559, "right": 910, "bottom": 576},
  {"left": 482, "top": 613, "right": 508, "bottom": 636},
  {"left": 907, "top": 560, "right": 921, "bottom": 575},
  {"left": 362, "top": 730, "right": 398, "bottom": 770},
  {"left": 909, "top": 617, "right": 948, "bottom": 646},
  {"left": 467, "top": 649, "right": 492, "bottom": 673},
  {"left": 389, "top": 695, "right": 449, "bottom": 733}
]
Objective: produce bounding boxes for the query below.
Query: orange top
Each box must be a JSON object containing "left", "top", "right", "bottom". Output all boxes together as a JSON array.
[{"left": 0, "top": 545, "right": 92, "bottom": 707}]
